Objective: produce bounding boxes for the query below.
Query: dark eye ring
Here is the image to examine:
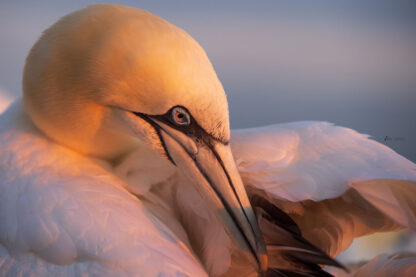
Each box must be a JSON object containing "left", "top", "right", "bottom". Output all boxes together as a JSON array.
[{"left": 170, "top": 107, "right": 191, "bottom": 126}]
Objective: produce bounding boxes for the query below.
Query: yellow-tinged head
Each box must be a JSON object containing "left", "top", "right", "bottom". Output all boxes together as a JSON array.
[
  {"left": 23, "top": 4, "right": 267, "bottom": 273},
  {"left": 23, "top": 4, "right": 228, "bottom": 158}
]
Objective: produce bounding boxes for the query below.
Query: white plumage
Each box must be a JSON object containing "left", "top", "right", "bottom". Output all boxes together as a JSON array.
[
  {"left": 0, "top": 101, "right": 207, "bottom": 276},
  {"left": 233, "top": 121, "right": 416, "bottom": 202},
  {"left": 0, "top": 4, "right": 415, "bottom": 277},
  {"left": 232, "top": 122, "right": 416, "bottom": 258}
]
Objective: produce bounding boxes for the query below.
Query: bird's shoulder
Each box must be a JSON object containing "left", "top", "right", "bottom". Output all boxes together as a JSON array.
[{"left": 0, "top": 100, "right": 206, "bottom": 276}]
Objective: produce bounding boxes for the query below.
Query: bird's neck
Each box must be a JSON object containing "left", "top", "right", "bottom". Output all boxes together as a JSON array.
[{"left": 110, "top": 145, "right": 242, "bottom": 276}]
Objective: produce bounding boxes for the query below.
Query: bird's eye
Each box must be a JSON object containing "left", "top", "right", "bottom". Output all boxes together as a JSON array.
[{"left": 171, "top": 107, "right": 191, "bottom": 126}]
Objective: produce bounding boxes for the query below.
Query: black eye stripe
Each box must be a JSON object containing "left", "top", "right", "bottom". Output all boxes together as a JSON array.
[{"left": 132, "top": 105, "right": 228, "bottom": 145}]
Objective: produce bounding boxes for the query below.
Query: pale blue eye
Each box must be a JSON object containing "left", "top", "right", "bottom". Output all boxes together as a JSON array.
[{"left": 171, "top": 107, "right": 190, "bottom": 126}]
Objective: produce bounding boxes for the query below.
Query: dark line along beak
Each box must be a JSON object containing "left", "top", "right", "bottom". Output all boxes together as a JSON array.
[{"left": 135, "top": 112, "right": 268, "bottom": 273}]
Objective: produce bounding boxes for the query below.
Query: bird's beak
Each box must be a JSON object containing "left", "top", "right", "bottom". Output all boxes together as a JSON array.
[{"left": 147, "top": 118, "right": 268, "bottom": 273}]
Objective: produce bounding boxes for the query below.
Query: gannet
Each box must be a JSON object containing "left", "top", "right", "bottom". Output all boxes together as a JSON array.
[{"left": 0, "top": 4, "right": 415, "bottom": 277}]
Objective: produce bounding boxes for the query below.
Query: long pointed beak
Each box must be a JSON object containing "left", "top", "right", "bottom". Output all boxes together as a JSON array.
[{"left": 151, "top": 119, "right": 268, "bottom": 273}]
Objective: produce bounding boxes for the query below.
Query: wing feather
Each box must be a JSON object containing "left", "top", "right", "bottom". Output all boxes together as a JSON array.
[
  {"left": 327, "top": 253, "right": 416, "bottom": 277},
  {"left": 231, "top": 122, "right": 416, "bottom": 257}
]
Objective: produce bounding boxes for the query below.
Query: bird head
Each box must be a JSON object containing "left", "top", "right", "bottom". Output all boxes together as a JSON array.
[{"left": 23, "top": 4, "right": 267, "bottom": 273}]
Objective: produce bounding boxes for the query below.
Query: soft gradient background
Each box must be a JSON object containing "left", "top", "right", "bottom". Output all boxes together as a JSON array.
[
  {"left": 0, "top": 0, "right": 415, "bottom": 266},
  {"left": 1, "top": 0, "right": 415, "bottom": 162}
]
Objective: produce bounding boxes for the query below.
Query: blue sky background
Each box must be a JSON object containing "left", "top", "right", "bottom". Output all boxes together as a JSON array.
[{"left": 1, "top": 0, "right": 415, "bottom": 161}]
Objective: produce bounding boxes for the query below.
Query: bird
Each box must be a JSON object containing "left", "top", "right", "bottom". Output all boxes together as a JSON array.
[{"left": 0, "top": 4, "right": 415, "bottom": 277}]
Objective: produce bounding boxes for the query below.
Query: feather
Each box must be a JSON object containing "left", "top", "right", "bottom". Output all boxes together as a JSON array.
[
  {"left": 327, "top": 253, "right": 416, "bottom": 277},
  {"left": 250, "top": 194, "right": 346, "bottom": 276},
  {"left": 232, "top": 122, "right": 416, "bottom": 257}
]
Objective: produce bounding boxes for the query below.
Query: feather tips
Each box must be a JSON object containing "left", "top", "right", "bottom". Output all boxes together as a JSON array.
[
  {"left": 250, "top": 194, "right": 346, "bottom": 276},
  {"left": 233, "top": 122, "right": 416, "bottom": 258},
  {"left": 351, "top": 179, "right": 416, "bottom": 230}
]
